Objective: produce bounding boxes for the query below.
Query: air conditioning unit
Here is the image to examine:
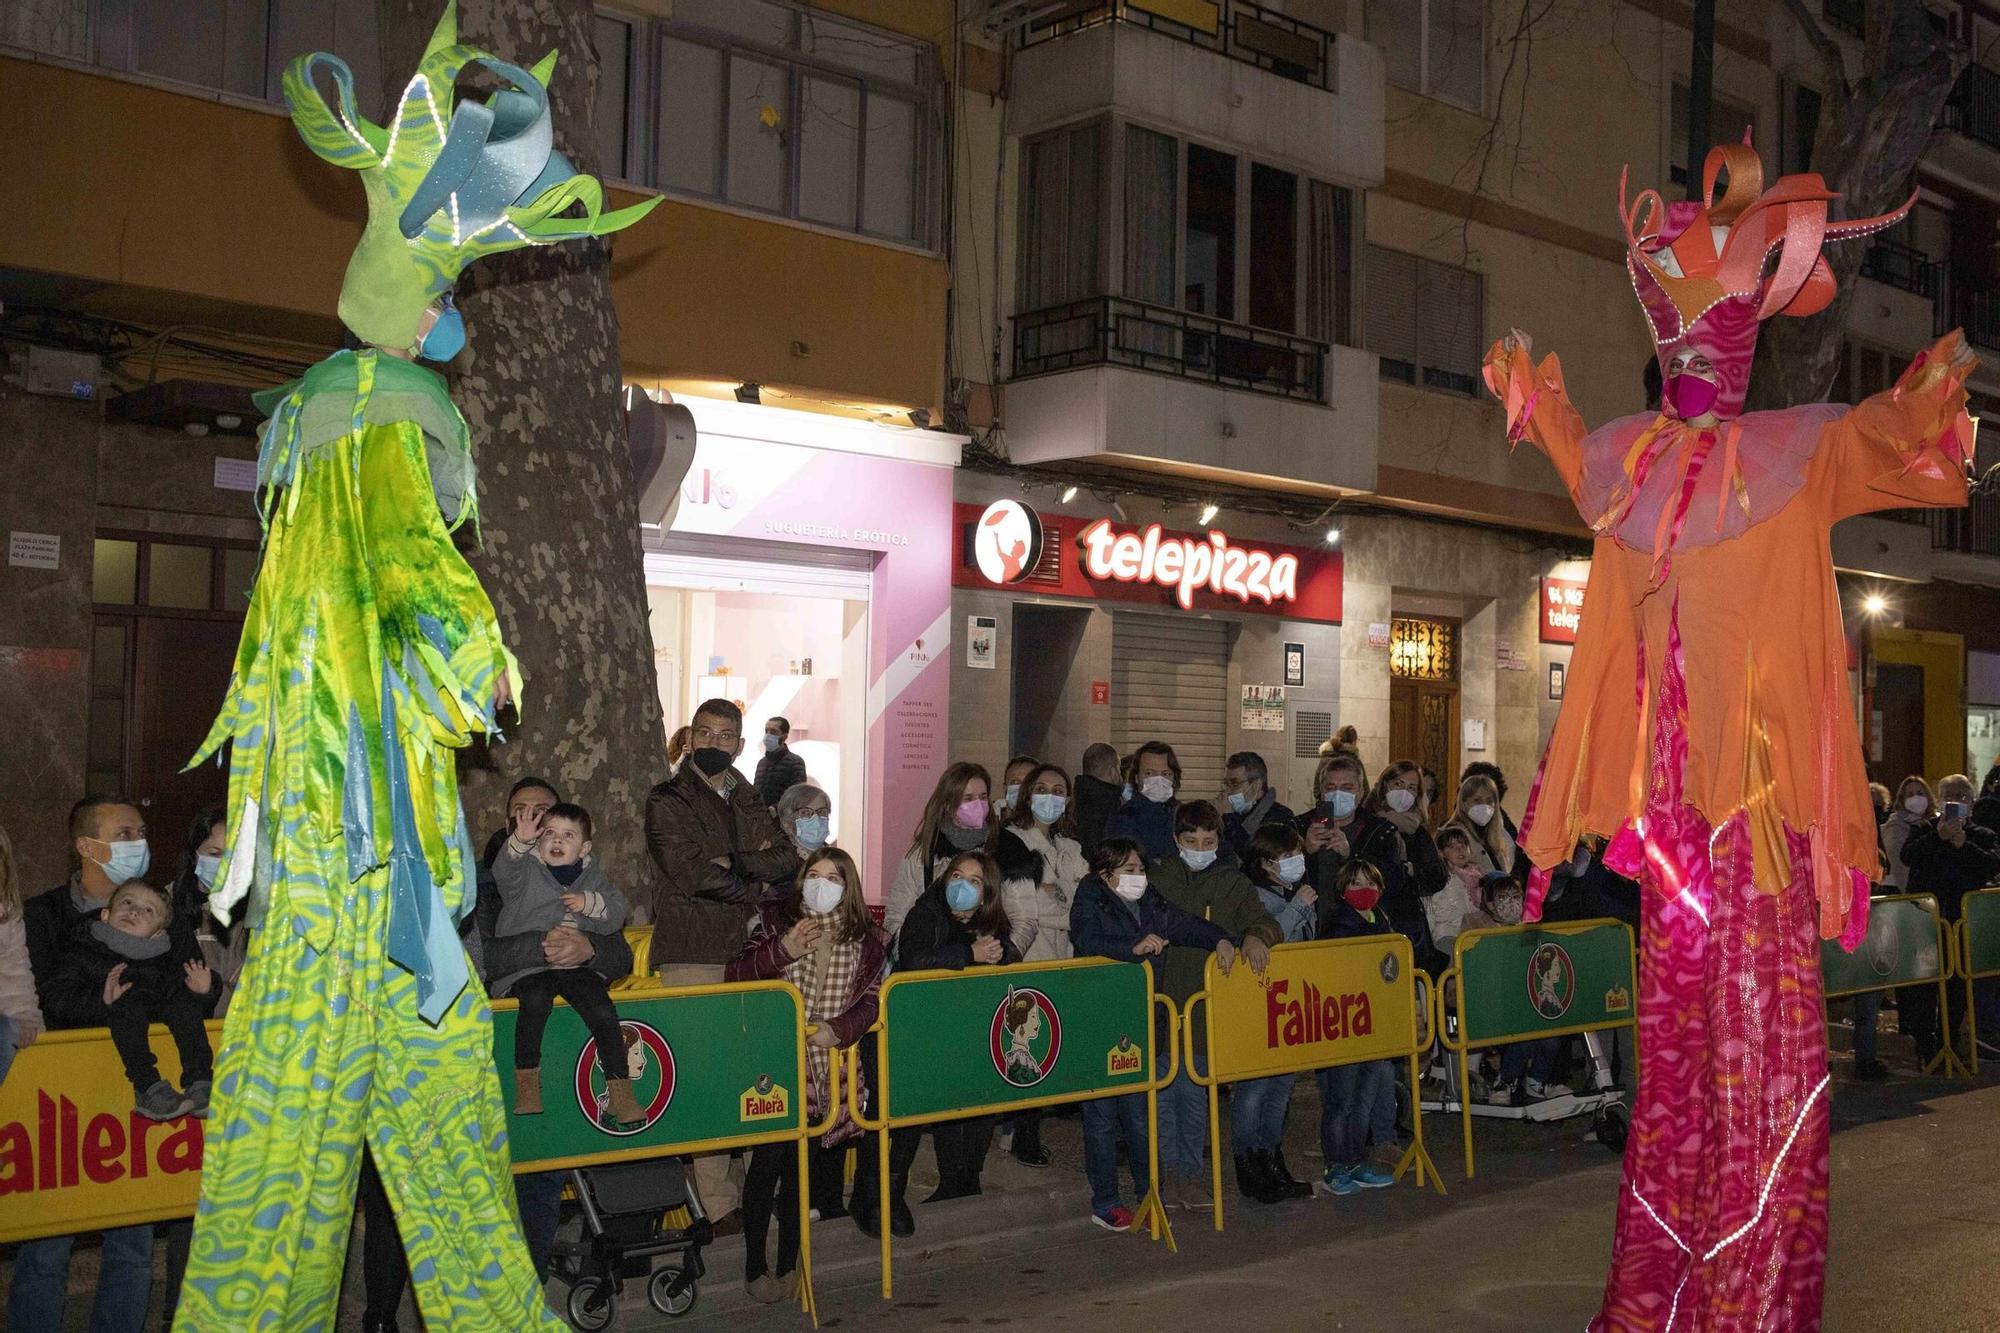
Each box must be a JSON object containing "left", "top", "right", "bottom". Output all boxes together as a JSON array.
[{"left": 10, "top": 345, "right": 103, "bottom": 400}]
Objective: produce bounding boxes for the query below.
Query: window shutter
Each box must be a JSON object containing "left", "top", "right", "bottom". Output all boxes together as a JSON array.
[
  {"left": 1417, "top": 259, "right": 1482, "bottom": 390},
  {"left": 1365, "top": 245, "right": 1419, "bottom": 367}
]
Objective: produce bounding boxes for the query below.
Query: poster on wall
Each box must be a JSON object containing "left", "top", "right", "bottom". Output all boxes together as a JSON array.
[
  {"left": 1549, "top": 661, "right": 1566, "bottom": 700},
  {"left": 967, "top": 615, "right": 997, "bottom": 669},
  {"left": 1284, "top": 641, "right": 1305, "bottom": 687},
  {"left": 1241, "top": 683, "right": 1287, "bottom": 732}
]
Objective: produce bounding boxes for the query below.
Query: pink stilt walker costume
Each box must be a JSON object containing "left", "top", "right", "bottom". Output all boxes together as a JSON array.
[{"left": 1483, "top": 142, "right": 1978, "bottom": 1331}]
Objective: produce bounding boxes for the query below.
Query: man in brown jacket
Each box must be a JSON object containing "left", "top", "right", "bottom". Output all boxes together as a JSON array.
[{"left": 644, "top": 697, "right": 800, "bottom": 1223}]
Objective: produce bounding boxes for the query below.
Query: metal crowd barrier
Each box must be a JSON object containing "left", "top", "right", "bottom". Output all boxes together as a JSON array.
[{"left": 1180, "top": 934, "right": 1442, "bottom": 1231}]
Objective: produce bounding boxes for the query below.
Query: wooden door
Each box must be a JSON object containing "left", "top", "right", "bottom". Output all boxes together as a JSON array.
[
  {"left": 1391, "top": 677, "right": 1461, "bottom": 787},
  {"left": 131, "top": 617, "right": 242, "bottom": 854},
  {"left": 1871, "top": 661, "right": 1927, "bottom": 787}
]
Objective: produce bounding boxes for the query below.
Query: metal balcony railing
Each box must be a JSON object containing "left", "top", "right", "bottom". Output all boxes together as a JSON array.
[
  {"left": 1859, "top": 240, "right": 1944, "bottom": 300},
  {"left": 1930, "top": 489, "right": 2000, "bottom": 559},
  {"left": 1944, "top": 62, "right": 2000, "bottom": 153},
  {"left": 1960, "top": 289, "right": 2000, "bottom": 354},
  {"left": 1019, "top": 0, "right": 1339, "bottom": 94},
  {"left": 1013, "top": 296, "right": 1329, "bottom": 403}
]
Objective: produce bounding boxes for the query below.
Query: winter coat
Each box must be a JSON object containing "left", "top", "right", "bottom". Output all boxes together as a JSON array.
[
  {"left": 1070, "top": 873, "right": 1228, "bottom": 1054},
  {"left": 1880, "top": 809, "right": 1931, "bottom": 889},
  {"left": 1251, "top": 881, "right": 1318, "bottom": 944},
  {"left": 894, "top": 880, "right": 1023, "bottom": 972},
  {"left": 753, "top": 744, "right": 808, "bottom": 810},
  {"left": 0, "top": 911, "right": 46, "bottom": 1044},
  {"left": 192, "top": 916, "right": 248, "bottom": 1020},
  {"left": 883, "top": 831, "right": 1037, "bottom": 957},
  {"left": 37, "top": 925, "right": 193, "bottom": 1031},
  {"left": 1222, "top": 793, "right": 1297, "bottom": 867},
  {"left": 1425, "top": 864, "right": 1483, "bottom": 954},
  {"left": 489, "top": 847, "right": 631, "bottom": 998},
  {"left": 24, "top": 879, "right": 214, "bottom": 1020},
  {"left": 1103, "top": 796, "right": 1178, "bottom": 860},
  {"left": 1320, "top": 898, "right": 1399, "bottom": 945},
  {"left": 644, "top": 763, "right": 800, "bottom": 970},
  {"left": 1004, "top": 824, "right": 1086, "bottom": 962},
  {"left": 1145, "top": 857, "right": 1282, "bottom": 1007},
  {"left": 1901, "top": 820, "right": 2000, "bottom": 919},
  {"left": 1072, "top": 774, "right": 1123, "bottom": 859},
  {"left": 1300, "top": 810, "right": 1448, "bottom": 964},
  {"left": 726, "top": 897, "right": 889, "bottom": 1046}
]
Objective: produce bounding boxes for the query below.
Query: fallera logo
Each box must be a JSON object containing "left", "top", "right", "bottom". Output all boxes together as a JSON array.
[
  {"left": 991, "top": 987, "right": 1062, "bottom": 1087},
  {"left": 575, "top": 1021, "right": 675, "bottom": 1137}
]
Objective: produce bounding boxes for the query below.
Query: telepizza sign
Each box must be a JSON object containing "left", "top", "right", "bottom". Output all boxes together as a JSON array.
[
  {"left": 1540, "top": 574, "right": 1587, "bottom": 644},
  {"left": 954, "top": 502, "right": 1341, "bottom": 624}
]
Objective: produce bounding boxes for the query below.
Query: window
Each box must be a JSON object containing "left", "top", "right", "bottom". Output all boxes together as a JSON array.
[
  {"left": 1366, "top": 246, "right": 1483, "bottom": 396},
  {"left": 1670, "top": 83, "right": 1758, "bottom": 188},
  {"left": 1780, "top": 80, "right": 1822, "bottom": 175},
  {"left": 1020, "top": 120, "right": 1107, "bottom": 311},
  {"left": 1368, "top": 0, "right": 1482, "bottom": 110},
  {"left": 1184, "top": 145, "right": 1239, "bottom": 317},
  {"left": 605, "top": 0, "right": 939, "bottom": 247}
]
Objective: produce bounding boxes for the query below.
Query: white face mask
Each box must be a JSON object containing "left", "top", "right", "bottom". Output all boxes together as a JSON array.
[
  {"left": 1179, "top": 846, "right": 1217, "bottom": 872},
  {"left": 1903, "top": 794, "right": 1929, "bottom": 815},
  {"left": 1467, "top": 803, "right": 1495, "bottom": 827},
  {"left": 1385, "top": 787, "right": 1417, "bottom": 814},
  {"left": 1275, "top": 853, "right": 1307, "bottom": 885},
  {"left": 1003, "top": 783, "right": 1022, "bottom": 810},
  {"left": 1140, "top": 774, "right": 1175, "bottom": 803},
  {"left": 1113, "top": 871, "right": 1148, "bottom": 902},
  {"left": 801, "top": 875, "right": 845, "bottom": 915}
]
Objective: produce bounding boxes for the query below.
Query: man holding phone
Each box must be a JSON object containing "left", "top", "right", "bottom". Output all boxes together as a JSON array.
[{"left": 1900, "top": 774, "right": 2000, "bottom": 1061}]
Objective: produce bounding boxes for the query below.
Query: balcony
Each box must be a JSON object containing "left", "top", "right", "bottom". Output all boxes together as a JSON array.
[
  {"left": 1960, "top": 289, "right": 2000, "bottom": 354},
  {"left": 1943, "top": 63, "right": 2000, "bottom": 154},
  {"left": 1932, "top": 490, "right": 2000, "bottom": 560},
  {"left": 1014, "top": 297, "right": 1327, "bottom": 404},
  {"left": 1860, "top": 241, "right": 1944, "bottom": 302},
  {"left": 1007, "top": 0, "right": 1383, "bottom": 188},
  {"left": 1021, "top": 0, "right": 1340, "bottom": 93}
]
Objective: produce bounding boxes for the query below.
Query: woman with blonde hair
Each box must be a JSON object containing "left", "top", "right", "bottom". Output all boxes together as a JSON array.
[
  {"left": 0, "top": 822, "right": 45, "bottom": 1087},
  {"left": 1443, "top": 772, "right": 1521, "bottom": 879},
  {"left": 1881, "top": 774, "right": 1936, "bottom": 890}
]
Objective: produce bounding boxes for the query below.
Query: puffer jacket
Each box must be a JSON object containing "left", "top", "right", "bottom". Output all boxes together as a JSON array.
[
  {"left": 644, "top": 763, "right": 799, "bottom": 970},
  {"left": 1004, "top": 824, "right": 1086, "bottom": 961}
]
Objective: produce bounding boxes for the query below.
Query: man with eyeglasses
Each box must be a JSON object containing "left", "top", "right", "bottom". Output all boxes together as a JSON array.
[{"left": 644, "top": 698, "right": 800, "bottom": 1226}]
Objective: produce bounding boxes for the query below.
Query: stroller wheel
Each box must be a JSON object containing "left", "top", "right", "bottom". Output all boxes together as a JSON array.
[
  {"left": 648, "top": 1265, "right": 699, "bottom": 1317},
  {"left": 566, "top": 1276, "right": 618, "bottom": 1331},
  {"left": 1594, "top": 1102, "right": 1630, "bottom": 1152}
]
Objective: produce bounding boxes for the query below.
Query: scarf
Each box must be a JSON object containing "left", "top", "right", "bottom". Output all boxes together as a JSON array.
[
  {"left": 781, "top": 911, "right": 866, "bottom": 1146},
  {"left": 941, "top": 819, "right": 988, "bottom": 852},
  {"left": 549, "top": 862, "right": 585, "bottom": 886},
  {"left": 90, "top": 918, "right": 171, "bottom": 961}
]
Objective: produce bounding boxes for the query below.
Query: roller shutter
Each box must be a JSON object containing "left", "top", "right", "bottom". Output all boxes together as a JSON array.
[{"left": 1111, "top": 614, "right": 1231, "bottom": 797}]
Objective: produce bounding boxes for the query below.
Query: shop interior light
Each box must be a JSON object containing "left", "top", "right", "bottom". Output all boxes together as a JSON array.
[
  {"left": 1198, "top": 503, "right": 1219, "bottom": 525},
  {"left": 1863, "top": 593, "right": 1889, "bottom": 617},
  {"left": 1325, "top": 527, "right": 1341, "bottom": 545},
  {"left": 1060, "top": 485, "right": 1078, "bottom": 504}
]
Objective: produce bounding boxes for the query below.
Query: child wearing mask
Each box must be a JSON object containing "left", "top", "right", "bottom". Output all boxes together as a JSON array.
[
  {"left": 1070, "top": 838, "right": 1234, "bottom": 1231},
  {"left": 727, "top": 849, "right": 887, "bottom": 1302},
  {"left": 40, "top": 881, "right": 215, "bottom": 1120},
  {"left": 492, "top": 801, "right": 640, "bottom": 1125},
  {"left": 1232, "top": 823, "right": 1317, "bottom": 1203},
  {"left": 1147, "top": 800, "right": 1280, "bottom": 1209},
  {"left": 1468, "top": 875, "right": 1571, "bottom": 1104},
  {"left": 1315, "top": 860, "right": 1401, "bottom": 1195},
  {"left": 1428, "top": 825, "right": 1484, "bottom": 961}
]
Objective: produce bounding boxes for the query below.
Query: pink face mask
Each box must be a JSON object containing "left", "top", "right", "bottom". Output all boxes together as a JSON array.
[
  {"left": 1664, "top": 372, "right": 1719, "bottom": 420},
  {"left": 954, "top": 798, "right": 990, "bottom": 829}
]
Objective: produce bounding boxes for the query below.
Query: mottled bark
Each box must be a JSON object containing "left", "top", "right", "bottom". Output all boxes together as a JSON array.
[
  {"left": 379, "top": 0, "right": 665, "bottom": 906},
  {"left": 1749, "top": 0, "right": 1966, "bottom": 409}
]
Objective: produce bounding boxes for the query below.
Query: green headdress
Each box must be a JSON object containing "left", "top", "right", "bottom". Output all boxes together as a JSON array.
[{"left": 283, "top": 1, "right": 658, "bottom": 351}]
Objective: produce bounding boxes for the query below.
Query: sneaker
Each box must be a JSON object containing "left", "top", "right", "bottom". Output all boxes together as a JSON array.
[
  {"left": 1480, "top": 1081, "right": 1517, "bottom": 1107},
  {"left": 744, "top": 1274, "right": 786, "bottom": 1304},
  {"left": 1320, "top": 1166, "right": 1360, "bottom": 1196},
  {"left": 136, "top": 1080, "right": 192, "bottom": 1121},
  {"left": 1090, "top": 1205, "right": 1134, "bottom": 1233},
  {"left": 1350, "top": 1163, "right": 1395, "bottom": 1189},
  {"left": 1524, "top": 1077, "right": 1573, "bottom": 1101},
  {"left": 181, "top": 1079, "right": 213, "bottom": 1119}
]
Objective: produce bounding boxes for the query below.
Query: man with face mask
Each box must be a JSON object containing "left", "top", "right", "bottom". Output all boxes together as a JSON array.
[
  {"left": 753, "top": 716, "right": 809, "bottom": 811},
  {"left": 1103, "top": 741, "right": 1184, "bottom": 860},
  {"left": 11, "top": 795, "right": 165, "bottom": 1333},
  {"left": 644, "top": 698, "right": 801, "bottom": 1228},
  {"left": 1220, "top": 751, "right": 1295, "bottom": 868}
]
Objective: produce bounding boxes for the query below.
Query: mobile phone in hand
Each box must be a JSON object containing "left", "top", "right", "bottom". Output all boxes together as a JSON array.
[{"left": 1943, "top": 800, "right": 1969, "bottom": 823}]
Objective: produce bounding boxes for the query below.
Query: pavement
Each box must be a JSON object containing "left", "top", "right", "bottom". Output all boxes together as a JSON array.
[{"left": 13, "top": 1005, "right": 2000, "bottom": 1330}]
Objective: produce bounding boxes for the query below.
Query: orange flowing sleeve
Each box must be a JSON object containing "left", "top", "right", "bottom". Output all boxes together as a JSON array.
[
  {"left": 1822, "top": 331, "right": 1977, "bottom": 519},
  {"left": 1483, "top": 338, "right": 1589, "bottom": 504}
]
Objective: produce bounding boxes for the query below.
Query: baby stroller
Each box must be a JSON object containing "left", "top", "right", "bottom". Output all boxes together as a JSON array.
[
  {"left": 550, "top": 1157, "right": 709, "bottom": 1328},
  {"left": 1422, "top": 1014, "right": 1631, "bottom": 1150}
]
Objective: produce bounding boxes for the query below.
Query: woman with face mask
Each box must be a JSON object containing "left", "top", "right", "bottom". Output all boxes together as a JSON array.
[
  {"left": 1444, "top": 774, "right": 1520, "bottom": 880},
  {"left": 883, "top": 763, "right": 997, "bottom": 940},
  {"left": 1068, "top": 838, "right": 1233, "bottom": 1233},
  {"left": 874, "top": 852, "right": 1020, "bottom": 1222},
  {"left": 1881, "top": 774, "right": 1936, "bottom": 891},
  {"left": 995, "top": 763, "right": 1087, "bottom": 1167},
  {"left": 167, "top": 807, "right": 242, "bottom": 1020},
  {"left": 727, "top": 849, "right": 887, "bottom": 1301},
  {"left": 1230, "top": 823, "right": 1318, "bottom": 1205},
  {"left": 774, "top": 783, "right": 835, "bottom": 863},
  {"left": 1300, "top": 755, "right": 1450, "bottom": 972}
]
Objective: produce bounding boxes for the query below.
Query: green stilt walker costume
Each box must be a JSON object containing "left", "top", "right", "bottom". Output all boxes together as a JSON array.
[{"left": 173, "top": 7, "right": 656, "bottom": 1327}]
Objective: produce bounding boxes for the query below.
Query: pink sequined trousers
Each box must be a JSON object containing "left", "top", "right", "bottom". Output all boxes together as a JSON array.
[{"left": 1592, "top": 623, "right": 1830, "bottom": 1332}]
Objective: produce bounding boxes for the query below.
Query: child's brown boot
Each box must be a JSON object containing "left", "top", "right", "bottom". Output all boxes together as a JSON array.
[
  {"left": 514, "top": 1067, "right": 543, "bottom": 1115},
  {"left": 606, "top": 1076, "right": 644, "bottom": 1126}
]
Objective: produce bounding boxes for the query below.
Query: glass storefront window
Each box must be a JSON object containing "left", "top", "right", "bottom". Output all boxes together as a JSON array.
[
  {"left": 147, "top": 543, "right": 213, "bottom": 609},
  {"left": 1970, "top": 705, "right": 2000, "bottom": 786},
  {"left": 94, "top": 539, "right": 139, "bottom": 605}
]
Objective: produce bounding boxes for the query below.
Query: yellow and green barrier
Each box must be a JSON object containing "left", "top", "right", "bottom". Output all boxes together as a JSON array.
[
  {"left": 1435, "top": 917, "right": 1638, "bottom": 1178},
  {"left": 0, "top": 977, "right": 826, "bottom": 1322},
  {"left": 1181, "top": 935, "right": 1442, "bottom": 1230},
  {"left": 847, "top": 957, "right": 1177, "bottom": 1298},
  {"left": 1959, "top": 888, "right": 2000, "bottom": 1074},
  {"left": 1821, "top": 892, "right": 1967, "bottom": 1081}
]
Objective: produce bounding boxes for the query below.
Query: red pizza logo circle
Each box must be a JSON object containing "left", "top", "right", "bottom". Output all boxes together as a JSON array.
[
  {"left": 574, "top": 1020, "right": 676, "bottom": 1137},
  {"left": 974, "top": 500, "right": 1044, "bottom": 584},
  {"left": 990, "top": 988, "right": 1062, "bottom": 1087}
]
